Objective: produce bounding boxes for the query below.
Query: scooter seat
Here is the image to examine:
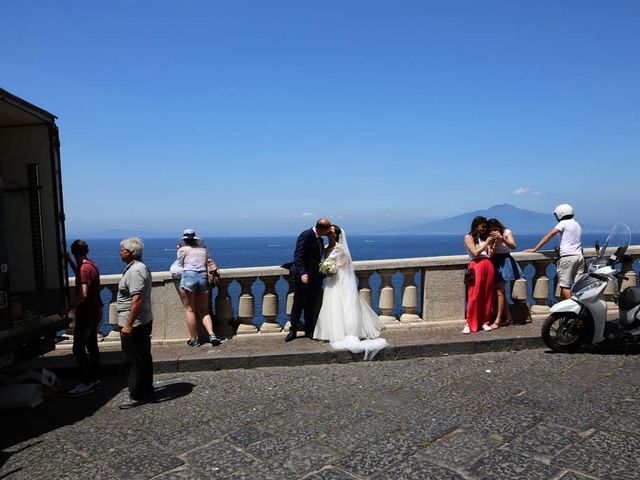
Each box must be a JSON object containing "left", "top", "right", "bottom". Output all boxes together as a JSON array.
[{"left": 619, "top": 287, "right": 640, "bottom": 311}]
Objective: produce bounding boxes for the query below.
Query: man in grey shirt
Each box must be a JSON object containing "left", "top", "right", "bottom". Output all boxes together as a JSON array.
[{"left": 117, "top": 237, "right": 154, "bottom": 409}]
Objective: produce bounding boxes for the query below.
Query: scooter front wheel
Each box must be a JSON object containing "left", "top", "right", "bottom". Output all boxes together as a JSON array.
[{"left": 541, "top": 313, "right": 585, "bottom": 353}]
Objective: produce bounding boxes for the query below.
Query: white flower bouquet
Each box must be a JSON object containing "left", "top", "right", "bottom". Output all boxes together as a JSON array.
[{"left": 319, "top": 257, "right": 339, "bottom": 276}]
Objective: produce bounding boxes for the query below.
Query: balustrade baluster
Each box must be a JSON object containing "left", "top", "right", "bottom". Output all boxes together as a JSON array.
[
  {"left": 357, "top": 271, "right": 372, "bottom": 306},
  {"left": 378, "top": 270, "right": 397, "bottom": 324},
  {"left": 510, "top": 268, "right": 529, "bottom": 324},
  {"left": 237, "top": 277, "right": 258, "bottom": 333},
  {"left": 531, "top": 260, "right": 551, "bottom": 315},
  {"left": 260, "top": 276, "right": 281, "bottom": 333},
  {"left": 400, "top": 269, "right": 422, "bottom": 323},
  {"left": 214, "top": 278, "right": 235, "bottom": 337}
]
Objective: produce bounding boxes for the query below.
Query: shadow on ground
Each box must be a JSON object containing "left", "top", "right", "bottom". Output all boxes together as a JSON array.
[{"left": 0, "top": 376, "right": 194, "bottom": 473}]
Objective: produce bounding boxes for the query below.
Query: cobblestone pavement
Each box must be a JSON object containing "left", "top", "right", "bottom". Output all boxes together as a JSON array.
[{"left": 2, "top": 349, "right": 640, "bottom": 479}]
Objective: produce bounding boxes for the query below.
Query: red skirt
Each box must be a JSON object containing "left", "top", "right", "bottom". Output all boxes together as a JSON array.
[{"left": 466, "top": 258, "right": 495, "bottom": 332}]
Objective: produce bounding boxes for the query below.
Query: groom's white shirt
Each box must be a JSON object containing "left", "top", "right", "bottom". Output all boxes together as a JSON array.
[{"left": 312, "top": 226, "right": 320, "bottom": 238}]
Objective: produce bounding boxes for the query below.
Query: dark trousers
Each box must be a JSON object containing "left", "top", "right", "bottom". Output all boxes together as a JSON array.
[
  {"left": 120, "top": 322, "right": 154, "bottom": 400},
  {"left": 290, "top": 280, "right": 322, "bottom": 335},
  {"left": 73, "top": 317, "right": 100, "bottom": 385}
]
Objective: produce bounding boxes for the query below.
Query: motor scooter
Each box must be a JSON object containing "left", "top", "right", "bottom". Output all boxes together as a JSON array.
[{"left": 541, "top": 223, "right": 640, "bottom": 352}]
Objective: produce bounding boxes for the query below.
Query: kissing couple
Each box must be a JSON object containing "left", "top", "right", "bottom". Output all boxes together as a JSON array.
[{"left": 285, "top": 218, "right": 387, "bottom": 359}]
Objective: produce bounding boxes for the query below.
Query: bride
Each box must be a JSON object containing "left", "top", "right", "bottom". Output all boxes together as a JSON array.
[{"left": 313, "top": 226, "right": 387, "bottom": 359}]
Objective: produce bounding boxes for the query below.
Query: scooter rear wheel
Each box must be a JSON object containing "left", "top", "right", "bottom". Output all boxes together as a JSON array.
[{"left": 541, "top": 313, "right": 585, "bottom": 353}]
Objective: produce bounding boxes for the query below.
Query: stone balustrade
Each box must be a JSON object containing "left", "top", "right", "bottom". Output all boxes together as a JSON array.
[{"left": 68, "top": 246, "right": 640, "bottom": 343}]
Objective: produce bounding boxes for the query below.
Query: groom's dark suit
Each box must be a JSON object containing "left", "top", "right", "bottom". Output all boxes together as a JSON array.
[{"left": 289, "top": 228, "right": 324, "bottom": 337}]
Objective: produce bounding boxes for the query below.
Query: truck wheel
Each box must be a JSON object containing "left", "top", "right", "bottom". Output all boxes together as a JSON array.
[{"left": 541, "top": 313, "right": 585, "bottom": 353}]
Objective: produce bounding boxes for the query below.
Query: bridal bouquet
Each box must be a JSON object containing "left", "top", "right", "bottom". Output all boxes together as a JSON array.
[{"left": 319, "top": 258, "right": 339, "bottom": 276}]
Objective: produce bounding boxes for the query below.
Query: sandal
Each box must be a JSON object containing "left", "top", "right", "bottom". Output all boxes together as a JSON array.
[
  {"left": 502, "top": 319, "right": 513, "bottom": 327},
  {"left": 490, "top": 322, "right": 500, "bottom": 330}
]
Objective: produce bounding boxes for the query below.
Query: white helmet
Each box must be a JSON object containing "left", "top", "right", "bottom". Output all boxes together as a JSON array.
[{"left": 553, "top": 204, "right": 574, "bottom": 221}]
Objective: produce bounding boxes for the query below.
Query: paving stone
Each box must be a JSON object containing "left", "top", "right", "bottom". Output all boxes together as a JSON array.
[
  {"left": 315, "top": 415, "right": 402, "bottom": 452},
  {"left": 361, "top": 388, "right": 420, "bottom": 411},
  {"left": 226, "top": 460, "right": 299, "bottom": 480},
  {"left": 58, "top": 461, "right": 122, "bottom": 480},
  {"left": 0, "top": 447, "right": 117, "bottom": 480},
  {"left": 0, "top": 441, "right": 86, "bottom": 479},
  {"left": 596, "top": 412, "right": 640, "bottom": 435},
  {"left": 580, "top": 428, "right": 640, "bottom": 454},
  {"left": 417, "top": 428, "right": 504, "bottom": 469},
  {"left": 552, "top": 443, "right": 640, "bottom": 480},
  {"left": 336, "top": 433, "right": 421, "bottom": 478},
  {"left": 302, "top": 467, "right": 359, "bottom": 479},
  {"left": 372, "top": 456, "right": 465, "bottom": 480},
  {"left": 123, "top": 412, "right": 223, "bottom": 455},
  {"left": 106, "top": 442, "right": 184, "bottom": 480},
  {"left": 248, "top": 440, "right": 339, "bottom": 476},
  {"left": 547, "top": 400, "right": 613, "bottom": 431},
  {"left": 504, "top": 423, "right": 582, "bottom": 459},
  {"left": 402, "top": 415, "right": 459, "bottom": 443},
  {"left": 557, "top": 473, "right": 594, "bottom": 480},
  {"left": 226, "top": 426, "right": 273, "bottom": 448},
  {"left": 150, "top": 465, "right": 212, "bottom": 479},
  {"left": 59, "top": 421, "right": 147, "bottom": 458},
  {"left": 183, "top": 441, "right": 258, "bottom": 477},
  {"left": 466, "top": 450, "right": 560, "bottom": 480},
  {"left": 281, "top": 442, "right": 341, "bottom": 476},
  {"left": 463, "top": 407, "right": 543, "bottom": 439}
]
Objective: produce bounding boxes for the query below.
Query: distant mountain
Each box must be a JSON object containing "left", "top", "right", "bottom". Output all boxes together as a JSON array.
[{"left": 399, "top": 204, "right": 610, "bottom": 235}]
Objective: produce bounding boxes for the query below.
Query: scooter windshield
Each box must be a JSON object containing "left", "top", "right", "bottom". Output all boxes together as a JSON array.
[{"left": 590, "top": 223, "right": 631, "bottom": 272}]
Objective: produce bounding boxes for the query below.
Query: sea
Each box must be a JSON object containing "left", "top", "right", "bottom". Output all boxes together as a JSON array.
[
  {"left": 74, "top": 233, "right": 638, "bottom": 334},
  {"left": 75, "top": 233, "right": 633, "bottom": 275}
]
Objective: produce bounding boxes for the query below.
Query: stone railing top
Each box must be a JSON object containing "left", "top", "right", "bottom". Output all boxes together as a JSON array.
[{"left": 70, "top": 245, "right": 640, "bottom": 286}]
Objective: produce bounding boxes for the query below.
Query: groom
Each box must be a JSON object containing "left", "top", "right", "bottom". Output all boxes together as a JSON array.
[{"left": 285, "top": 218, "right": 332, "bottom": 342}]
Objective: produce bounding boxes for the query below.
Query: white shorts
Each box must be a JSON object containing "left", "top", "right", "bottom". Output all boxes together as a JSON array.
[{"left": 557, "top": 255, "right": 586, "bottom": 289}]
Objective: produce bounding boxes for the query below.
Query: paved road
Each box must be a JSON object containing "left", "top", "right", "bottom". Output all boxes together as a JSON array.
[{"left": 2, "top": 349, "right": 639, "bottom": 479}]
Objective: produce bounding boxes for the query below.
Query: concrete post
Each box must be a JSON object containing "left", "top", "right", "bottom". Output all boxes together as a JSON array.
[
  {"left": 260, "top": 276, "right": 281, "bottom": 333},
  {"left": 237, "top": 277, "right": 258, "bottom": 334},
  {"left": 378, "top": 270, "right": 397, "bottom": 324},
  {"left": 531, "top": 261, "right": 550, "bottom": 315},
  {"left": 510, "top": 277, "right": 530, "bottom": 324},
  {"left": 400, "top": 269, "right": 422, "bottom": 323},
  {"left": 357, "top": 271, "right": 372, "bottom": 307}
]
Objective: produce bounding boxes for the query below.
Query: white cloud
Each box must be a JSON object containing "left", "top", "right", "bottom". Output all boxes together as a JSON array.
[
  {"left": 300, "top": 212, "right": 314, "bottom": 218},
  {"left": 513, "top": 187, "right": 541, "bottom": 196}
]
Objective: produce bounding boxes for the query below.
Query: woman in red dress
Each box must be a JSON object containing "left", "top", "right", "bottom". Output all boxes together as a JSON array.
[{"left": 463, "top": 216, "right": 498, "bottom": 333}]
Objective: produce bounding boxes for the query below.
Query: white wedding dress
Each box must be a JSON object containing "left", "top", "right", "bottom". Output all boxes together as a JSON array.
[{"left": 313, "top": 231, "right": 387, "bottom": 360}]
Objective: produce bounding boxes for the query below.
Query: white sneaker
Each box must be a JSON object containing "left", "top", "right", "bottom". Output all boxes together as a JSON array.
[
  {"left": 67, "top": 383, "right": 95, "bottom": 397},
  {"left": 482, "top": 323, "right": 492, "bottom": 332},
  {"left": 462, "top": 325, "right": 470, "bottom": 334}
]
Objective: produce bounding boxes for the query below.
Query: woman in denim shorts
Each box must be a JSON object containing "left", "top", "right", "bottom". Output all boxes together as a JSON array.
[{"left": 176, "top": 229, "right": 221, "bottom": 347}]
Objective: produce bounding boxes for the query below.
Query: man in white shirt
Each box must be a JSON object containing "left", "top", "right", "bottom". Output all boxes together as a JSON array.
[{"left": 524, "top": 204, "right": 585, "bottom": 300}]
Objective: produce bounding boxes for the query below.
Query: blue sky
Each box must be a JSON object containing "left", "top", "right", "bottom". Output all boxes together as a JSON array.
[{"left": 3, "top": 1, "right": 639, "bottom": 236}]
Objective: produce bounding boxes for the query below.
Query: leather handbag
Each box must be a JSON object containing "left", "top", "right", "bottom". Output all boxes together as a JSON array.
[{"left": 463, "top": 267, "right": 475, "bottom": 286}]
